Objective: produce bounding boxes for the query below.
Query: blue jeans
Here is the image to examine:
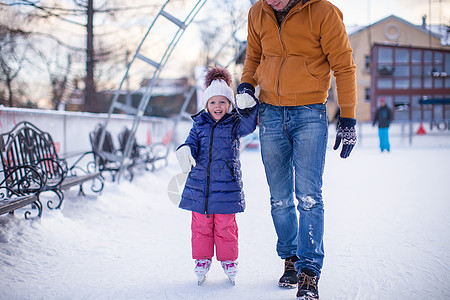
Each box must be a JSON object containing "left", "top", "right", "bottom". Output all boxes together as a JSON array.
[
  {"left": 258, "top": 102, "right": 328, "bottom": 277},
  {"left": 378, "top": 127, "right": 390, "bottom": 152}
]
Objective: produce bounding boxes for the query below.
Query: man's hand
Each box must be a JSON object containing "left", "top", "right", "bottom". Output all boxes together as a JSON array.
[
  {"left": 176, "top": 145, "right": 196, "bottom": 173},
  {"left": 333, "top": 116, "right": 357, "bottom": 159}
]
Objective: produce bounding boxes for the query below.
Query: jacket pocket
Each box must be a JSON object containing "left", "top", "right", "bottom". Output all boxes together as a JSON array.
[
  {"left": 280, "top": 56, "right": 320, "bottom": 94},
  {"left": 255, "top": 56, "right": 280, "bottom": 93}
]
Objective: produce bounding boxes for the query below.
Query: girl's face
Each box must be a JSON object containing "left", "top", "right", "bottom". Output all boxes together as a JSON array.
[{"left": 207, "top": 96, "right": 230, "bottom": 121}]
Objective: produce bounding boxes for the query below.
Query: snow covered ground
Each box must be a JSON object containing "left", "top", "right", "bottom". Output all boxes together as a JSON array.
[{"left": 1, "top": 133, "right": 449, "bottom": 299}]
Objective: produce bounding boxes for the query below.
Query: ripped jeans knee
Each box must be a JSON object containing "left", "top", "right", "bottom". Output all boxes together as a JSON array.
[
  {"left": 270, "top": 197, "right": 296, "bottom": 215},
  {"left": 297, "top": 194, "right": 324, "bottom": 213}
]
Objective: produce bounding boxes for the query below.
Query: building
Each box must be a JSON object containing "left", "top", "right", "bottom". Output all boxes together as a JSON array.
[
  {"left": 370, "top": 43, "right": 449, "bottom": 122},
  {"left": 333, "top": 15, "right": 449, "bottom": 122}
]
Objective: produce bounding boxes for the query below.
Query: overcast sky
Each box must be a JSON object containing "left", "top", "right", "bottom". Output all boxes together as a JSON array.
[{"left": 330, "top": 0, "right": 448, "bottom": 26}]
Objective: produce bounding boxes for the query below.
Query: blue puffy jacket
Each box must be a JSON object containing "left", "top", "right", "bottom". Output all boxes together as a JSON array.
[{"left": 178, "top": 105, "right": 259, "bottom": 215}]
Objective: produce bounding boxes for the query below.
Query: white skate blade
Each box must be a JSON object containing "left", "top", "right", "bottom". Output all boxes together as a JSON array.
[
  {"left": 197, "top": 275, "right": 206, "bottom": 285},
  {"left": 227, "top": 275, "right": 236, "bottom": 285}
]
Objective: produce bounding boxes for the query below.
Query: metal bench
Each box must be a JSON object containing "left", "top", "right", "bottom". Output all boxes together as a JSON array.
[
  {"left": 118, "top": 127, "right": 170, "bottom": 172},
  {"left": 89, "top": 124, "right": 134, "bottom": 182},
  {"left": 0, "top": 164, "right": 44, "bottom": 218},
  {"left": 0, "top": 194, "right": 41, "bottom": 218},
  {"left": 0, "top": 121, "right": 103, "bottom": 218}
]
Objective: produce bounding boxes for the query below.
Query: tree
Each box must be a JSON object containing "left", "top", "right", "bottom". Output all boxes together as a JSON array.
[
  {"left": 0, "top": 0, "right": 161, "bottom": 111},
  {"left": 36, "top": 47, "right": 73, "bottom": 109},
  {"left": 196, "top": 0, "right": 249, "bottom": 69},
  {"left": 0, "top": 24, "right": 30, "bottom": 107},
  {"left": 1, "top": 0, "right": 251, "bottom": 110}
]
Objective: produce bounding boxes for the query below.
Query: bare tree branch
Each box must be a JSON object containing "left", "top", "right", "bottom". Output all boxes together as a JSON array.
[
  {"left": 1, "top": 1, "right": 87, "bottom": 26},
  {"left": 0, "top": 28, "right": 31, "bottom": 106},
  {"left": 2, "top": 1, "right": 161, "bottom": 14}
]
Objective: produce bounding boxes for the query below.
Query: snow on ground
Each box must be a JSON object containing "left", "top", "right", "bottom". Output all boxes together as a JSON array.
[{"left": 0, "top": 136, "right": 449, "bottom": 299}]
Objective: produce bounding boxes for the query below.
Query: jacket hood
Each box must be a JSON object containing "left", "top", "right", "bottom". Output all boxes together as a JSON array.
[{"left": 262, "top": 0, "right": 319, "bottom": 31}]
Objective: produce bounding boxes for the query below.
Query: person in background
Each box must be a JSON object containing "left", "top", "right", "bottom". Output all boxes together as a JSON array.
[
  {"left": 373, "top": 97, "right": 392, "bottom": 152},
  {"left": 176, "top": 66, "right": 259, "bottom": 286},
  {"left": 237, "top": 0, "right": 358, "bottom": 299}
]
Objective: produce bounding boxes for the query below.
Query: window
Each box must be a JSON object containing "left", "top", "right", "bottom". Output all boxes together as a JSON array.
[
  {"left": 395, "top": 95, "right": 409, "bottom": 107},
  {"left": 378, "top": 79, "right": 393, "bottom": 89},
  {"left": 412, "top": 66, "right": 422, "bottom": 76},
  {"left": 394, "top": 95, "right": 410, "bottom": 120},
  {"left": 434, "top": 52, "right": 443, "bottom": 64},
  {"left": 378, "top": 47, "right": 393, "bottom": 63},
  {"left": 412, "top": 78, "right": 422, "bottom": 89},
  {"left": 412, "top": 95, "right": 422, "bottom": 108},
  {"left": 364, "top": 55, "right": 371, "bottom": 71},
  {"left": 424, "top": 51, "right": 432, "bottom": 63},
  {"left": 393, "top": 66, "right": 410, "bottom": 77},
  {"left": 378, "top": 65, "right": 394, "bottom": 76},
  {"left": 412, "top": 50, "right": 422, "bottom": 63},
  {"left": 434, "top": 78, "right": 444, "bottom": 89},
  {"left": 395, "top": 79, "right": 409, "bottom": 89},
  {"left": 424, "top": 65, "right": 433, "bottom": 76},
  {"left": 365, "top": 88, "right": 371, "bottom": 102},
  {"left": 445, "top": 53, "right": 450, "bottom": 72},
  {"left": 395, "top": 48, "right": 409, "bottom": 63},
  {"left": 371, "top": 44, "right": 450, "bottom": 122},
  {"left": 411, "top": 95, "right": 423, "bottom": 120},
  {"left": 424, "top": 77, "right": 432, "bottom": 89}
]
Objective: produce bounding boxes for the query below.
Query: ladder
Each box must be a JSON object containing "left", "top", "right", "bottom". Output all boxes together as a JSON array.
[{"left": 97, "top": 0, "right": 207, "bottom": 181}]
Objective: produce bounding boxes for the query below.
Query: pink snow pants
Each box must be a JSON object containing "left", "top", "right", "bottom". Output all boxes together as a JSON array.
[{"left": 191, "top": 212, "right": 238, "bottom": 261}]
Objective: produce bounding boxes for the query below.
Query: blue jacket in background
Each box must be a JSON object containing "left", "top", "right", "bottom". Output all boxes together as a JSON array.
[{"left": 178, "top": 105, "right": 259, "bottom": 215}]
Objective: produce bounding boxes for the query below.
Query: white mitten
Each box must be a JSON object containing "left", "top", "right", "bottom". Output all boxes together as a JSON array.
[
  {"left": 176, "top": 145, "right": 196, "bottom": 173},
  {"left": 235, "top": 93, "right": 256, "bottom": 109}
]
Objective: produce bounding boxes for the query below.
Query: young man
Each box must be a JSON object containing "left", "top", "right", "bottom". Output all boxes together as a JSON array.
[{"left": 237, "top": 0, "right": 357, "bottom": 298}]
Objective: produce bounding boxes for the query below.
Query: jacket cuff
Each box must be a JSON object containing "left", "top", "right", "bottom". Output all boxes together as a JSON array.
[
  {"left": 339, "top": 107, "right": 356, "bottom": 119},
  {"left": 237, "top": 82, "right": 255, "bottom": 94},
  {"left": 338, "top": 116, "right": 356, "bottom": 127}
]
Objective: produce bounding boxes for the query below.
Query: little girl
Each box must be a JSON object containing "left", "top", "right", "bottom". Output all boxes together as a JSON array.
[{"left": 176, "top": 66, "right": 258, "bottom": 285}]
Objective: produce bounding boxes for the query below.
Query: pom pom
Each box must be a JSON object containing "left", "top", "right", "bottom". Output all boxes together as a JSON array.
[{"left": 204, "top": 66, "right": 232, "bottom": 88}]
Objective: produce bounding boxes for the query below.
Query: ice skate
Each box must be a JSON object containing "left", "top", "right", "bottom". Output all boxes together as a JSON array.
[
  {"left": 194, "top": 259, "right": 211, "bottom": 285},
  {"left": 221, "top": 260, "right": 238, "bottom": 285}
]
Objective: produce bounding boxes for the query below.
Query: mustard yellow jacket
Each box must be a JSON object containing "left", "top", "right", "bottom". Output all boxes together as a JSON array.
[{"left": 241, "top": 0, "right": 357, "bottom": 118}]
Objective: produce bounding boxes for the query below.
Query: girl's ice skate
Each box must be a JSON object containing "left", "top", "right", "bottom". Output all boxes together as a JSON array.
[
  {"left": 221, "top": 260, "right": 238, "bottom": 285},
  {"left": 194, "top": 259, "right": 211, "bottom": 285}
]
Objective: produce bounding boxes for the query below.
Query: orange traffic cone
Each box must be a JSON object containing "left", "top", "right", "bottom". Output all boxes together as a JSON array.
[{"left": 416, "top": 122, "right": 426, "bottom": 135}]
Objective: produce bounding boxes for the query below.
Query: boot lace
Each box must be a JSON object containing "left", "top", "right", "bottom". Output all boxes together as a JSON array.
[
  {"left": 298, "top": 272, "right": 318, "bottom": 291},
  {"left": 284, "top": 260, "right": 296, "bottom": 272}
]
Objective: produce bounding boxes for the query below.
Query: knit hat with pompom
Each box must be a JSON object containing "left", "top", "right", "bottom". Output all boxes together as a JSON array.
[{"left": 202, "top": 66, "right": 234, "bottom": 111}]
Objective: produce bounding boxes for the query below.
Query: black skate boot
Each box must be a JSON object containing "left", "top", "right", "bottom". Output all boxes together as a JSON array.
[
  {"left": 296, "top": 269, "right": 319, "bottom": 300},
  {"left": 278, "top": 255, "right": 299, "bottom": 288}
]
